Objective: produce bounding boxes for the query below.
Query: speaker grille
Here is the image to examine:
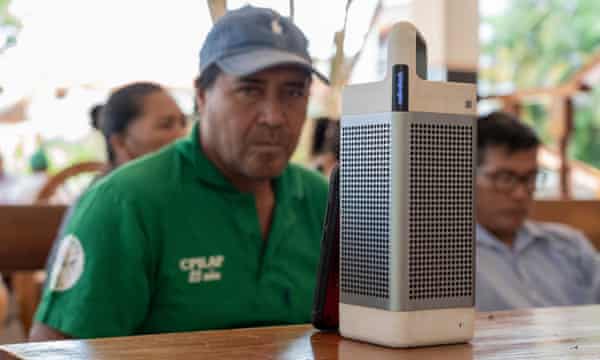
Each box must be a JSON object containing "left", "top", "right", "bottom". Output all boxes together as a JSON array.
[
  {"left": 408, "top": 122, "right": 474, "bottom": 300},
  {"left": 340, "top": 123, "right": 391, "bottom": 299}
]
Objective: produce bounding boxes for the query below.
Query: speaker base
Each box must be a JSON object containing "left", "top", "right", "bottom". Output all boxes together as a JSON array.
[{"left": 339, "top": 303, "right": 475, "bottom": 348}]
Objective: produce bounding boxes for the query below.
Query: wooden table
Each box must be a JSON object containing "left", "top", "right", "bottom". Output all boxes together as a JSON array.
[{"left": 2, "top": 305, "right": 600, "bottom": 359}]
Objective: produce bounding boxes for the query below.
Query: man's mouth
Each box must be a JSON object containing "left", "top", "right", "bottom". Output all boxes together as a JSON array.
[
  {"left": 502, "top": 208, "right": 528, "bottom": 218},
  {"left": 250, "top": 143, "right": 286, "bottom": 154},
  {"left": 253, "top": 142, "right": 283, "bottom": 148}
]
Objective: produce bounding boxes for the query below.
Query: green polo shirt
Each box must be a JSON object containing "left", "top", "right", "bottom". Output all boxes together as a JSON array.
[{"left": 34, "top": 123, "right": 328, "bottom": 338}]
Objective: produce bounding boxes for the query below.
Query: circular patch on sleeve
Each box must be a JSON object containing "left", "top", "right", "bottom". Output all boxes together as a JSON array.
[{"left": 48, "top": 234, "right": 85, "bottom": 292}]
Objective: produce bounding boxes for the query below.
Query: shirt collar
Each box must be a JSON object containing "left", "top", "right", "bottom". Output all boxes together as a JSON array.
[
  {"left": 521, "top": 221, "right": 544, "bottom": 239},
  {"left": 476, "top": 224, "right": 505, "bottom": 251},
  {"left": 476, "top": 221, "right": 543, "bottom": 254},
  {"left": 176, "top": 122, "right": 304, "bottom": 200}
]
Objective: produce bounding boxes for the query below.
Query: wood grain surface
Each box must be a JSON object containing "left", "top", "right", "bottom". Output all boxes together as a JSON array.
[{"left": 2, "top": 305, "right": 600, "bottom": 359}]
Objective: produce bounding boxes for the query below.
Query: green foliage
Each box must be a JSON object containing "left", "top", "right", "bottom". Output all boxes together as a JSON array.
[
  {"left": 0, "top": 0, "right": 18, "bottom": 27},
  {"left": 0, "top": 0, "right": 20, "bottom": 51},
  {"left": 481, "top": 0, "right": 600, "bottom": 168},
  {"left": 571, "top": 88, "right": 600, "bottom": 166},
  {"left": 522, "top": 102, "right": 554, "bottom": 145},
  {"left": 44, "top": 136, "right": 106, "bottom": 175}
]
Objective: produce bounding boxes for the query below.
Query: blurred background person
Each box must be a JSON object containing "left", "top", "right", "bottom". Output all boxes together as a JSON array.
[
  {"left": 475, "top": 112, "right": 600, "bottom": 311},
  {"left": 8, "top": 148, "right": 49, "bottom": 204},
  {"left": 97, "top": 82, "right": 188, "bottom": 172},
  {"left": 50, "top": 82, "right": 187, "bottom": 232},
  {"left": 45, "top": 81, "right": 188, "bottom": 274},
  {"left": 310, "top": 117, "right": 339, "bottom": 178},
  {"left": 0, "top": 82, "right": 188, "bottom": 344}
]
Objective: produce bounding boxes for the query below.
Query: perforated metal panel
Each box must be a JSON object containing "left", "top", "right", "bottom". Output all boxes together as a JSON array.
[
  {"left": 407, "top": 122, "right": 474, "bottom": 300},
  {"left": 340, "top": 122, "right": 391, "bottom": 300}
]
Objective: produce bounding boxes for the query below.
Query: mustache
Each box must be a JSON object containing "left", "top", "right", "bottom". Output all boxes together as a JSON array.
[
  {"left": 248, "top": 127, "right": 289, "bottom": 145},
  {"left": 501, "top": 208, "right": 529, "bottom": 216}
]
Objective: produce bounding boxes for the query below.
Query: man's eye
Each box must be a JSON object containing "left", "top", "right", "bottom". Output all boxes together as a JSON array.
[
  {"left": 158, "top": 118, "right": 174, "bottom": 129},
  {"left": 286, "top": 88, "right": 305, "bottom": 97},
  {"left": 496, "top": 173, "right": 515, "bottom": 183},
  {"left": 238, "top": 87, "right": 261, "bottom": 96}
]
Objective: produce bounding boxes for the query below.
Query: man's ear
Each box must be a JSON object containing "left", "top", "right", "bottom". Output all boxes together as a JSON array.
[{"left": 196, "top": 90, "right": 207, "bottom": 115}]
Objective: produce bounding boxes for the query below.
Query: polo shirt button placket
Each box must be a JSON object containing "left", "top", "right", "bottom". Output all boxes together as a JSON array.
[{"left": 515, "top": 255, "right": 541, "bottom": 306}]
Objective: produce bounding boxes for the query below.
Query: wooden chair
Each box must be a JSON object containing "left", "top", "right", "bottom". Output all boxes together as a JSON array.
[
  {"left": 35, "top": 161, "right": 105, "bottom": 205},
  {"left": 9, "top": 161, "right": 105, "bottom": 335},
  {"left": 0, "top": 205, "right": 67, "bottom": 334},
  {"left": 3, "top": 198, "right": 598, "bottom": 335},
  {"left": 531, "top": 200, "right": 600, "bottom": 249}
]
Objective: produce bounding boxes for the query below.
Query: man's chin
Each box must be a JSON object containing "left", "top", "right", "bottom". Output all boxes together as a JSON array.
[
  {"left": 498, "top": 217, "right": 527, "bottom": 234},
  {"left": 243, "top": 160, "right": 288, "bottom": 180}
]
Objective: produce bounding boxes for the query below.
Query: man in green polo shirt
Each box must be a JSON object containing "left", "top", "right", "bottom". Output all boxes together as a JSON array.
[{"left": 30, "top": 5, "right": 329, "bottom": 340}]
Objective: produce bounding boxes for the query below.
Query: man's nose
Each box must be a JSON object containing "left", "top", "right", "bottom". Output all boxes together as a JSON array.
[
  {"left": 510, "top": 181, "right": 533, "bottom": 200},
  {"left": 260, "top": 97, "right": 286, "bottom": 126}
]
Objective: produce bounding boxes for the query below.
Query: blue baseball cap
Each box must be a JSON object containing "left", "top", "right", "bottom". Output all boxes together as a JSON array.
[{"left": 199, "top": 6, "right": 329, "bottom": 84}]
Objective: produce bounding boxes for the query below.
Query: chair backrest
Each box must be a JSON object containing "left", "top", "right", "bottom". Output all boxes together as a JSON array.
[
  {"left": 531, "top": 200, "right": 600, "bottom": 249},
  {"left": 0, "top": 205, "right": 66, "bottom": 273},
  {"left": 36, "top": 161, "right": 105, "bottom": 204}
]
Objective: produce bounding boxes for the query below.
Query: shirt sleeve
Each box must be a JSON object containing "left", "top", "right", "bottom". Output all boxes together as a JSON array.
[
  {"left": 43, "top": 203, "right": 77, "bottom": 278},
  {"left": 574, "top": 231, "right": 600, "bottom": 303},
  {"left": 34, "top": 182, "right": 153, "bottom": 338}
]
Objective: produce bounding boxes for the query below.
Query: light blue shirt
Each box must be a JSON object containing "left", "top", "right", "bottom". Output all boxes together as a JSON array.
[{"left": 476, "top": 221, "right": 600, "bottom": 312}]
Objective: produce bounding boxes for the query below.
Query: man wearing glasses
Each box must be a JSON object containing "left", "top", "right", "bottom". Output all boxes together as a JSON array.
[{"left": 475, "top": 111, "right": 600, "bottom": 311}]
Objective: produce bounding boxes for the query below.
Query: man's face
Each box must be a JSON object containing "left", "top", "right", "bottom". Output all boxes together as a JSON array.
[
  {"left": 197, "top": 66, "right": 310, "bottom": 181},
  {"left": 476, "top": 145, "right": 539, "bottom": 237}
]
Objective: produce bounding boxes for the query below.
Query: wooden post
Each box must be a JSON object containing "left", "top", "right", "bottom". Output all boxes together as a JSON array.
[
  {"left": 558, "top": 97, "right": 574, "bottom": 199},
  {"left": 501, "top": 97, "right": 522, "bottom": 118},
  {"left": 289, "top": 0, "right": 295, "bottom": 21},
  {"left": 323, "top": 0, "right": 381, "bottom": 118},
  {"left": 207, "top": 0, "right": 227, "bottom": 23}
]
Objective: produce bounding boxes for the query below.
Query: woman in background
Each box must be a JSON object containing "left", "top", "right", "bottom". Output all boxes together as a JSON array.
[
  {"left": 1, "top": 82, "right": 187, "bottom": 343},
  {"left": 42, "top": 81, "right": 187, "bottom": 303},
  {"left": 96, "top": 82, "right": 188, "bottom": 171},
  {"left": 54, "top": 80, "right": 188, "bottom": 243}
]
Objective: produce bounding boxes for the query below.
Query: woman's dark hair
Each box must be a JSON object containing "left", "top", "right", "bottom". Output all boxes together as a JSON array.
[
  {"left": 311, "top": 117, "right": 340, "bottom": 160},
  {"left": 100, "top": 82, "right": 164, "bottom": 165},
  {"left": 477, "top": 111, "right": 541, "bottom": 166},
  {"left": 89, "top": 104, "right": 104, "bottom": 130}
]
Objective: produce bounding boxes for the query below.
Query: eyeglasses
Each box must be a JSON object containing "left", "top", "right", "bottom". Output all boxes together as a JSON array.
[{"left": 479, "top": 170, "right": 545, "bottom": 193}]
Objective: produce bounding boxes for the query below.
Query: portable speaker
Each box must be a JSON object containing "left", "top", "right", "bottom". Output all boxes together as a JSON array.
[{"left": 339, "top": 22, "right": 477, "bottom": 348}]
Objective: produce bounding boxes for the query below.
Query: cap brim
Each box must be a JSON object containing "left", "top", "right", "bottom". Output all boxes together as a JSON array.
[{"left": 217, "top": 48, "right": 329, "bottom": 84}]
